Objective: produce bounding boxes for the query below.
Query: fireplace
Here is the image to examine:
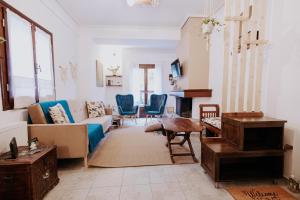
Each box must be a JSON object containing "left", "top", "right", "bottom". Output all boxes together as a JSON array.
[{"left": 176, "top": 97, "right": 192, "bottom": 118}]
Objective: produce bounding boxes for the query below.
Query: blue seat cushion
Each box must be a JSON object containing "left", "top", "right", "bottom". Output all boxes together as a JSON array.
[
  {"left": 39, "top": 100, "right": 75, "bottom": 124},
  {"left": 87, "top": 124, "right": 105, "bottom": 153},
  {"left": 122, "top": 111, "right": 138, "bottom": 115},
  {"left": 145, "top": 111, "right": 161, "bottom": 115}
]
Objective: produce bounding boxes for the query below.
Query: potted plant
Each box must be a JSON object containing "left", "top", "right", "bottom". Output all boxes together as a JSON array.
[
  {"left": 107, "top": 65, "right": 120, "bottom": 76},
  {"left": 202, "top": 18, "right": 222, "bottom": 35}
]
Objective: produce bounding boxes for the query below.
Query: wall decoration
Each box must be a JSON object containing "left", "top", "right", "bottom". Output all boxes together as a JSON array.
[
  {"left": 58, "top": 65, "right": 68, "bottom": 83},
  {"left": 96, "top": 60, "right": 104, "bottom": 87},
  {"left": 107, "top": 65, "right": 120, "bottom": 76},
  {"left": 69, "top": 62, "right": 78, "bottom": 80},
  {"left": 222, "top": 0, "right": 268, "bottom": 112}
]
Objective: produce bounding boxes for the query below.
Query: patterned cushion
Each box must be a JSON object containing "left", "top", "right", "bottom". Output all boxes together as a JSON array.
[
  {"left": 202, "top": 117, "right": 221, "bottom": 129},
  {"left": 48, "top": 103, "right": 70, "bottom": 124},
  {"left": 86, "top": 101, "right": 106, "bottom": 118}
]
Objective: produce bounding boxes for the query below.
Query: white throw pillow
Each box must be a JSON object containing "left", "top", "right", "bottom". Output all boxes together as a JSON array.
[
  {"left": 86, "top": 101, "right": 106, "bottom": 118},
  {"left": 49, "top": 103, "right": 70, "bottom": 124}
]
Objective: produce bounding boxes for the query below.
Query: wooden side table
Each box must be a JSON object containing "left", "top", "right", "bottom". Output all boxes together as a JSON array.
[
  {"left": 111, "top": 116, "right": 121, "bottom": 128},
  {"left": 0, "top": 146, "right": 59, "bottom": 200}
]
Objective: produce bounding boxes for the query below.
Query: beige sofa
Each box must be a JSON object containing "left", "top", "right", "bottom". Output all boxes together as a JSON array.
[{"left": 28, "top": 100, "right": 112, "bottom": 166}]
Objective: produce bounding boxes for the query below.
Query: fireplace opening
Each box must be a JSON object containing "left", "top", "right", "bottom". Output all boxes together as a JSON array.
[{"left": 176, "top": 97, "right": 192, "bottom": 118}]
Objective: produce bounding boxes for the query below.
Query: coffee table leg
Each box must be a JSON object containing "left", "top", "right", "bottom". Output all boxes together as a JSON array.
[
  {"left": 179, "top": 134, "right": 187, "bottom": 146},
  {"left": 186, "top": 132, "right": 198, "bottom": 162},
  {"left": 166, "top": 131, "right": 175, "bottom": 163}
]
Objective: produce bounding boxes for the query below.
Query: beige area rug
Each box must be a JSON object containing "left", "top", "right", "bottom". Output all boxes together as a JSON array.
[
  {"left": 227, "top": 186, "right": 297, "bottom": 200},
  {"left": 88, "top": 126, "right": 196, "bottom": 167}
]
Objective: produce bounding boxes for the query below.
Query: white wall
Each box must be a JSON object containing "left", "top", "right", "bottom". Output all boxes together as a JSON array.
[
  {"left": 192, "top": 7, "right": 224, "bottom": 119},
  {"left": 79, "top": 45, "right": 176, "bottom": 108},
  {"left": 208, "top": 1, "right": 300, "bottom": 179},
  {"left": 0, "top": 0, "right": 79, "bottom": 124},
  {"left": 77, "top": 26, "right": 180, "bottom": 105},
  {"left": 262, "top": 0, "right": 300, "bottom": 179},
  {"left": 77, "top": 28, "right": 105, "bottom": 102}
]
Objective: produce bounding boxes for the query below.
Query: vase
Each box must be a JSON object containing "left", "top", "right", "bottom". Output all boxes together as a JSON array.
[{"left": 202, "top": 23, "right": 214, "bottom": 35}]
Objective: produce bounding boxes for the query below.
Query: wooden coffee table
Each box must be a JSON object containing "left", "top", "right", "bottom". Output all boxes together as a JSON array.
[{"left": 161, "top": 118, "right": 204, "bottom": 163}]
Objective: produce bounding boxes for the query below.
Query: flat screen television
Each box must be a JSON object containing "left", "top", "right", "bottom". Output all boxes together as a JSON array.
[{"left": 171, "top": 59, "right": 182, "bottom": 78}]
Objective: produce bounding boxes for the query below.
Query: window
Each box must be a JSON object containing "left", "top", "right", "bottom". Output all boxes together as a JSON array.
[
  {"left": 130, "top": 64, "right": 162, "bottom": 105},
  {"left": 35, "top": 28, "right": 55, "bottom": 102},
  {"left": 0, "top": 2, "right": 55, "bottom": 110},
  {"left": 7, "top": 10, "right": 36, "bottom": 108}
]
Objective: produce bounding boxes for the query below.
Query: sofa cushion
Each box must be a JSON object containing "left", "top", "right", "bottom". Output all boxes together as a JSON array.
[
  {"left": 49, "top": 103, "right": 70, "bottom": 124},
  {"left": 87, "top": 124, "right": 105, "bottom": 153},
  {"left": 28, "top": 104, "right": 47, "bottom": 124},
  {"left": 202, "top": 117, "right": 221, "bottom": 129},
  {"left": 86, "top": 101, "right": 106, "bottom": 118},
  {"left": 39, "top": 100, "right": 75, "bottom": 124},
  {"left": 81, "top": 115, "right": 112, "bottom": 133}
]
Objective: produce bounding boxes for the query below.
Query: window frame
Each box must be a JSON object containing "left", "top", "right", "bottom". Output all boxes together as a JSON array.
[{"left": 0, "top": 0, "right": 56, "bottom": 110}]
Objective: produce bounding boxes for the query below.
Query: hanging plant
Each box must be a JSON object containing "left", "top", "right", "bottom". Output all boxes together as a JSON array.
[{"left": 202, "top": 18, "right": 222, "bottom": 35}]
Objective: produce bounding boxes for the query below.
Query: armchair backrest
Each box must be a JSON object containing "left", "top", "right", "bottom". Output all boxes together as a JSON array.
[
  {"left": 149, "top": 94, "right": 168, "bottom": 114},
  {"left": 116, "top": 94, "right": 135, "bottom": 113}
]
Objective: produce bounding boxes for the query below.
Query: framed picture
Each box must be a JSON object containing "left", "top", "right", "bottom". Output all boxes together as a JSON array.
[{"left": 96, "top": 60, "right": 104, "bottom": 87}]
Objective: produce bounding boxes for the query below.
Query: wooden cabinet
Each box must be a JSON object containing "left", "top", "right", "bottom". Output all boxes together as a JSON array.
[
  {"left": 0, "top": 146, "right": 59, "bottom": 200},
  {"left": 222, "top": 116, "right": 286, "bottom": 151},
  {"left": 201, "top": 138, "right": 284, "bottom": 183},
  {"left": 201, "top": 113, "right": 286, "bottom": 186}
]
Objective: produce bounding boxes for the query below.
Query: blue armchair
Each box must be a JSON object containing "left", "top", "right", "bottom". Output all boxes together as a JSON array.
[
  {"left": 144, "top": 94, "right": 168, "bottom": 122},
  {"left": 116, "top": 94, "right": 139, "bottom": 124}
]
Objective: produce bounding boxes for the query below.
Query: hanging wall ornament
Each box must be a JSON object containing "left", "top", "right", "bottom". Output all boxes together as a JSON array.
[
  {"left": 59, "top": 65, "right": 68, "bottom": 83},
  {"left": 69, "top": 62, "right": 78, "bottom": 80}
]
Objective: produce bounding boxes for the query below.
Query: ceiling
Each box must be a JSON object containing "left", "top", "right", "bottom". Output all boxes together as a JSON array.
[
  {"left": 94, "top": 38, "right": 178, "bottom": 49},
  {"left": 56, "top": 0, "right": 223, "bottom": 27}
]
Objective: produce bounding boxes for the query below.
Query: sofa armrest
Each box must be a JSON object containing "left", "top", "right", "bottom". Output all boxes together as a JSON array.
[{"left": 28, "top": 123, "right": 89, "bottom": 159}]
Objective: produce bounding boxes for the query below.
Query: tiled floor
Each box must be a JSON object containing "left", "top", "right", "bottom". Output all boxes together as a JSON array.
[
  {"left": 45, "top": 163, "right": 235, "bottom": 200},
  {"left": 44, "top": 119, "right": 300, "bottom": 200}
]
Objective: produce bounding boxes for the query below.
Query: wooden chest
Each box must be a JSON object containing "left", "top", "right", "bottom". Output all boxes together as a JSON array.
[
  {"left": 0, "top": 146, "right": 59, "bottom": 200},
  {"left": 222, "top": 116, "right": 286, "bottom": 151}
]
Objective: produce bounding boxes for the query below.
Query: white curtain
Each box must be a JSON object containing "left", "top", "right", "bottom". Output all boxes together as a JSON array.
[
  {"left": 7, "top": 10, "right": 36, "bottom": 109},
  {"left": 129, "top": 63, "right": 163, "bottom": 105},
  {"left": 35, "top": 28, "right": 55, "bottom": 102},
  {"left": 129, "top": 63, "right": 143, "bottom": 104},
  {"left": 148, "top": 63, "right": 162, "bottom": 94}
]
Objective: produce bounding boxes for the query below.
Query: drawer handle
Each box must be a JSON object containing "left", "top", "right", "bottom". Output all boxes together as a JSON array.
[{"left": 43, "top": 170, "right": 50, "bottom": 179}]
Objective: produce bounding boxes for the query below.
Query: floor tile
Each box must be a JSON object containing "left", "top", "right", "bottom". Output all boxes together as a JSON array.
[
  {"left": 44, "top": 187, "right": 64, "bottom": 200},
  {"left": 58, "top": 189, "right": 89, "bottom": 200},
  {"left": 56, "top": 170, "right": 96, "bottom": 190},
  {"left": 151, "top": 183, "right": 186, "bottom": 200},
  {"left": 92, "top": 168, "right": 124, "bottom": 187},
  {"left": 120, "top": 185, "right": 152, "bottom": 200},
  {"left": 122, "top": 167, "right": 150, "bottom": 185},
  {"left": 86, "top": 186, "right": 121, "bottom": 200},
  {"left": 149, "top": 165, "right": 178, "bottom": 184}
]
